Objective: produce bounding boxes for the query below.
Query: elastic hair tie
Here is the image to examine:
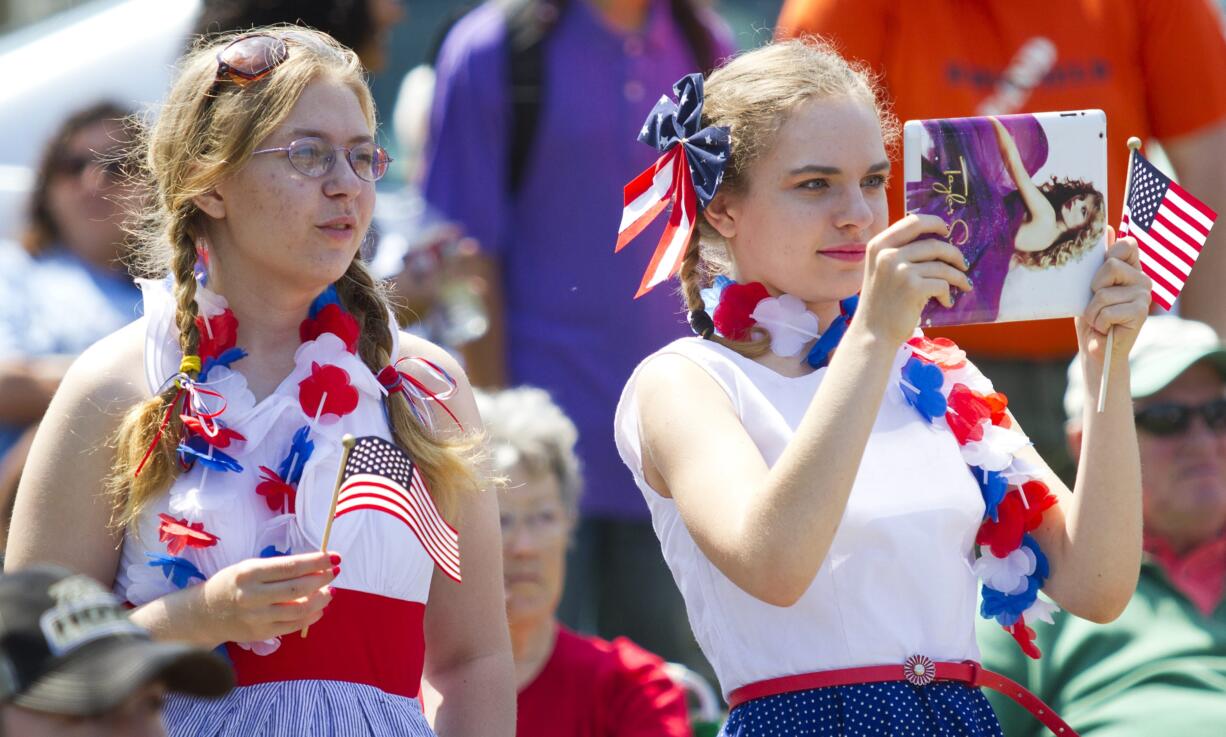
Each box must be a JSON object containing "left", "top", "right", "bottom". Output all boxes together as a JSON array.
[
  {"left": 688, "top": 309, "right": 715, "bottom": 339},
  {"left": 179, "top": 355, "right": 202, "bottom": 375}
]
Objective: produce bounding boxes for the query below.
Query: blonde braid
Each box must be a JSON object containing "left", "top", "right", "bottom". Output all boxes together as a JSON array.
[
  {"left": 337, "top": 259, "right": 476, "bottom": 522},
  {"left": 107, "top": 224, "right": 202, "bottom": 530}
]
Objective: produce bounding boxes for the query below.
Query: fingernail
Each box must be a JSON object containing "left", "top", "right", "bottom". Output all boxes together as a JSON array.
[
  {"left": 332, "top": 565, "right": 341, "bottom": 577},
  {"left": 963, "top": 255, "right": 970, "bottom": 268},
  {"left": 966, "top": 278, "right": 974, "bottom": 290},
  {"left": 329, "top": 553, "right": 341, "bottom": 565}
]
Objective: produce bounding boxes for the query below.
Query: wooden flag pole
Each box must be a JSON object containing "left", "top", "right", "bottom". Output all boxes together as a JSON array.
[
  {"left": 301, "top": 433, "right": 356, "bottom": 638},
  {"left": 1096, "top": 137, "right": 1143, "bottom": 414}
]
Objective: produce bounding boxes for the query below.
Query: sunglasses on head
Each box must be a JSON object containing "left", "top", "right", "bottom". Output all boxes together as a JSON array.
[
  {"left": 216, "top": 33, "right": 289, "bottom": 86},
  {"left": 1133, "top": 397, "right": 1226, "bottom": 437}
]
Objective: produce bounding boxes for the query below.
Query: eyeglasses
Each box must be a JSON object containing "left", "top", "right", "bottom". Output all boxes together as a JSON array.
[
  {"left": 1134, "top": 397, "right": 1226, "bottom": 437},
  {"left": 251, "top": 137, "right": 392, "bottom": 182},
  {"left": 216, "top": 34, "right": 289, "bottom": 86}
]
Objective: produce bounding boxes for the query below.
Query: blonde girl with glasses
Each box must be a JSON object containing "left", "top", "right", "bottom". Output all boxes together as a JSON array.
[{"left": 5, "top": 27, "right": 513, "bottom": 737}]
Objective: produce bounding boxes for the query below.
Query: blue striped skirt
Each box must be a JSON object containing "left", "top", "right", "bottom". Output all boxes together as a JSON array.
[
  {"left": 163, "top": 680, "right": 437, "bottom": 737},
  {"left": 720, "top": 682, "right": 1004, "bottom": 736}
]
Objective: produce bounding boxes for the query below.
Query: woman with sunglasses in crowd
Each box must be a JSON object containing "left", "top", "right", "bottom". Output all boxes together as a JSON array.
[
  {"left": 5, "top": 28, "right": 514, "bottom": 737},
  {"left": 613, "top": 39, "right": 1150, "bottom": 735},
  {"left": 0, "top": 102, "right": 142, "bottom": 541}
]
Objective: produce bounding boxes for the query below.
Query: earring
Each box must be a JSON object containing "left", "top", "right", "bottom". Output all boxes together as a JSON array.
[{"left": 194, "top": 238, "right": 211, "bottom": 285}]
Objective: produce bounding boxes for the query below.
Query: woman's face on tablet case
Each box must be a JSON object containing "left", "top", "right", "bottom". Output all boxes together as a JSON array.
[
  {"left": 714, "top": 95, "right": 890, "bottom": 310},
  {"left": 1061, "top": 194, "right": 1092, "bottom": 230}
]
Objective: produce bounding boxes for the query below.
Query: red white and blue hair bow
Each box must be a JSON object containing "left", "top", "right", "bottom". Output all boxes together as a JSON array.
[{"left": 616, "top": 73, "right": 731, "bottom": 297}]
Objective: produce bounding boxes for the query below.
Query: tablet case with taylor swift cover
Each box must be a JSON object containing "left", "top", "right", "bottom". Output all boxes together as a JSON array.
[{"left": 903, "top": 110, "right": 1108, "bottom": 328}]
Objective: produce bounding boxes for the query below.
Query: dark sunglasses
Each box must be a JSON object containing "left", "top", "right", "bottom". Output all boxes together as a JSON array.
[
  {"left": 52, "top": 153, "right": 124, "bottom": 181},
  {"left": 216, "top": 33, "right": 289, "bottom": 86},
  {"left": 1134, "top": 397, "right": 1226, "bottom": 437}
]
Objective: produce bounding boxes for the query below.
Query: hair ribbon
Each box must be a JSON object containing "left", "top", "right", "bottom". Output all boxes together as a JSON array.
[
  {"left": 377, "top": 357, "right": 462, "bottom": 431},
  {"left": 616, "top": 73, "right": 731, "bottom": 297}
]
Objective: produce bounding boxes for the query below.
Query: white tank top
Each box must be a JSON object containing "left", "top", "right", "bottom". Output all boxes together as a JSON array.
[{"left": 614, "top": 337, "right": 987, "bottom": 699}]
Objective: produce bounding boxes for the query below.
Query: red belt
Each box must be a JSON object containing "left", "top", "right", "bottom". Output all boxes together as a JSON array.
[
  {"left": 226, "top": 588, "right": 425, "bottom": 699},
  {"left": 728, "top": 658, "right": 1077, "bottom": 736}
]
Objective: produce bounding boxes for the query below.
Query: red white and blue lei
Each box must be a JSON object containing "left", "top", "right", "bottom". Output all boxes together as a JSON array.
[
  {"left": 127, "top": 281, "right": 459, "bottom": 655},
  {"left": 703, "top": 278, "right": 1060, "bottom": 658}
]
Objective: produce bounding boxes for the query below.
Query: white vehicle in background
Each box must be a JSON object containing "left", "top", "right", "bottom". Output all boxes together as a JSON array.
[{"left": 0, "top": 0, "right": 199, "bottom": 241}]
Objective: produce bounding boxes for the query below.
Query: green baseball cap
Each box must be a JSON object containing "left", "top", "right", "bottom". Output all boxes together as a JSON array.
[{"left": 1065, "top": 315, "right": 1226, "bottom": 422}]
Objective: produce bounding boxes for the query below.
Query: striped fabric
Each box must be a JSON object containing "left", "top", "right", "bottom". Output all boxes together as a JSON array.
[{"left": 162, "top": 680, "right": 437, "bottom": 737}]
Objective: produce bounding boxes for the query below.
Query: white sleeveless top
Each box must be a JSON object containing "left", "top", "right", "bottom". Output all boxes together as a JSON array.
[
  {"left": 115, "top": 279, "right": 436, "bottom": 655},
  {"left": 614, "top": 337, "right": 987, "bottom": 699}
]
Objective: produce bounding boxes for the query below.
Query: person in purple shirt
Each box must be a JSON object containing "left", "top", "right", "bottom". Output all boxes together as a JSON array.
[{"left": 423, "top": 0, "right": 733, "bottom": 679}]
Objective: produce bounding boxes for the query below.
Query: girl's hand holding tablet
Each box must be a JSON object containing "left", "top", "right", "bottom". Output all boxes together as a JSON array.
[{"left": 856, "top": 214, "right": 972, "bottom": 345}]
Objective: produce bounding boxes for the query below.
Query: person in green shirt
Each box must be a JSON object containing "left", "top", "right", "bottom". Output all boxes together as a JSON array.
[{"left": 978, "top": 314, "right": 1226, "bottom": 736}]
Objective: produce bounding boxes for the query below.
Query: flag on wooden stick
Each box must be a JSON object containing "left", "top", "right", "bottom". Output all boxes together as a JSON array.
[
  {"left": 332, "top": 435, "right": 461, "bottom": 582},
  {"left": 1119, "top": 151, "right": 1218, "bottom": 310}
]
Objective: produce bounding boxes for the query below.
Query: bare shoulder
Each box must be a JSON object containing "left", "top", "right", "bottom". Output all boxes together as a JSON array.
[
  {"left": 634, "top": 350, "right": 732, "bottom": 412},
  {"left": 7, "top": 320, "right": 148, "bottom": 573},
  {"left": 396, "top": 331, "right": 465, "bottom": 380},
  {"left": 394, "top": 331, "right": 481, "bottom": 435},
  {"left": 53, "top": 319, "right": 150, "bottom": 423}
]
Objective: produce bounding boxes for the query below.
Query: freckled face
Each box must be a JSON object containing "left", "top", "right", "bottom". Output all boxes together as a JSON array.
[
  {"left": 717, "top": 96, "right": 890, "bottom": 311},
  {"left": 206, "top": 75, "right": 376, "bottom": 292}
]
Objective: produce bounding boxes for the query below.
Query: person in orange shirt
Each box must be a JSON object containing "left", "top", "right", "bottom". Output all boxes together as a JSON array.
[{"left": 777, "top": 0, "right": 1226, "bottom": 480}]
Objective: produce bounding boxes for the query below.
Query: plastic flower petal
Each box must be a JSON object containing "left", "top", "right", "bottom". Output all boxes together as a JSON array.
[
  {"left": 180, "top": 417, "right": 246, "bottom": 449},
  {"left": 300, "top": 302, "right": 360, "bottom": 353},
  {"left": 941, "top": 363, "right": 994, "bottom": 395},
  {"left": 201, "top": 346, "right": 248, "bottom": 380},
  {"left": 712, "top": 281, "right": 769, "bottom": 341},
  {"left": 975, "top": 468, "right": 1010, "bottom": 521},
  {"left": 157, "top": 513, "right": 219, "bottom": 556},
  {"left": 196, "top": 309, "right": 239, "bottom": 363},
  {"left": 298, "top": 362, "right": 359, "bottom": 421},
  {"left": 900, "top": 356, "right": 947, "bottom": 420},
  {"left": 972, "top": 545, "right": 1036, "bottom": 593},
  {"left": 1022, "top": 596, "right": 1060, "bottom": 625},
  {"left": 194, "top": 284, "right": 229, "bottom": 318},
  {"left": 177, "top": 436, "right": 243, "bottom": 473},
  {"left": 256, "top": 466, "right": 297, "bottom": 514},
  {"left": 751, "top": 294, "right": 819, "bottom": 357},
  {"left": 145, "top": 552, "right": 207, "bottom": 589},
  {"left": 308, "top": 284, "right": 341, "bottom": 318},
  {"left": 907, "top": 336, "right": 967, "bottom": 370},
  {"left": 1006, "top": 619, "right": 1042, "bottom": 659},
  {"left": 960, "top": 425, "right": 1029, "bottom": 472},
  {"left": 945, "top": 383, "right": 992, "bottom": 445},
  {"left": 278, "top": 426, "right": 315, "bottom": 485}
]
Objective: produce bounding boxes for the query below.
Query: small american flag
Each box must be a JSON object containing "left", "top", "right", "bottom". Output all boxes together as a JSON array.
[
  {"left": 334, "top": 436, "right": 461, "bottom": 582},
  {"left": 1119, "top": 151, "right": 1218, "bottom": 310}
]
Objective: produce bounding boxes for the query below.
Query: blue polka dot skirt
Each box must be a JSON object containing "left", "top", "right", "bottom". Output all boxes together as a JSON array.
[{"left": 720, "top": 682, "right": 1004, "bottom": 737}]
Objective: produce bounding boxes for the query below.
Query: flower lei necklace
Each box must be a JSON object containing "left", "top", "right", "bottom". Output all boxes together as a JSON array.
[
  {"left": 134, "top": 281, "right": 460, "bottom": 653},
  {"left": 700, "top": 278, "right": 1060, "bottom": 658}
]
